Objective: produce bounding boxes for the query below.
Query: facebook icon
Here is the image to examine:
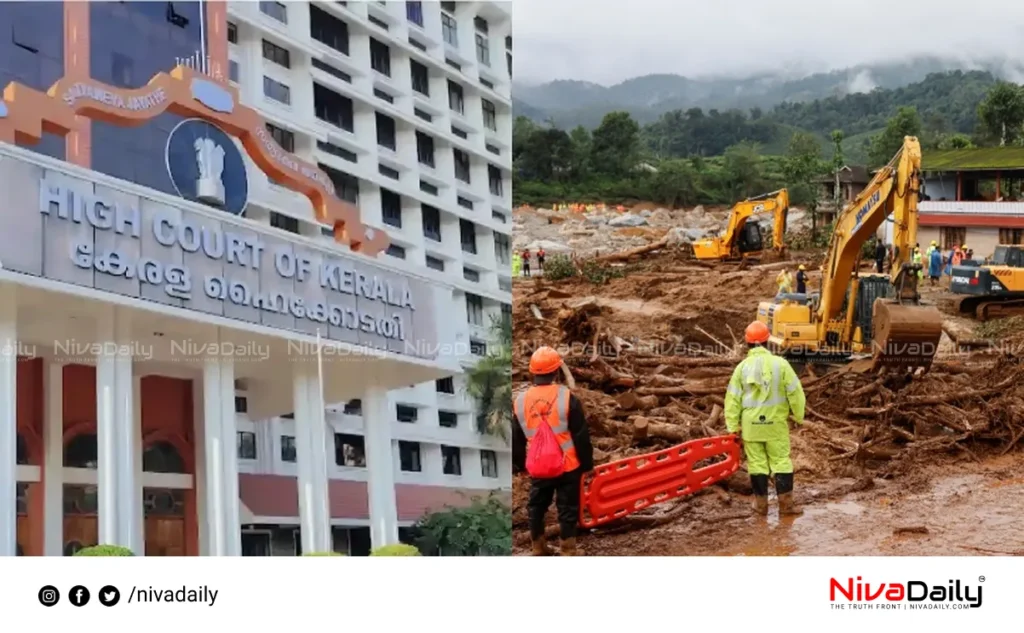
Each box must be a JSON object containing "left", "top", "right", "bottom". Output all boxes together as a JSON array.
[{"left": 69, "top": 585, "right": 90, "bottom": 607}]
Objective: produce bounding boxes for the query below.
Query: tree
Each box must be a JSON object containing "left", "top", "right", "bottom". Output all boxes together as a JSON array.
[
  {"left": 783, "top": 131, "right": 825, "bottom": 208},
  {"left": 568, "top": 125, "right": 592, "bottom": 180},
  {"left": 516, "top": 127, "right": 573, "bottom": 181},
  {"left": 464, "top": 316, "right": 511, "bottom": 440},
  {"left": 410, "top": 494, "right": 512, "bottom": 556},
  {"left": 943, "top": 133, "right": 974, "bottom": 149},
  {"left": 590, "top": 111, "right": 640, "bottom": 178},
  {"left": 868, "top": 106, "right": 922, "bottom": 167},
  {"left": 977, "top": 81, "right": 1024, "bottom": 146},
  {"left": 722, "top": 141, "right": 764, "bottom": 199},
  {"left": 649, "top": 159, "right": 698, "bottom": 208}
]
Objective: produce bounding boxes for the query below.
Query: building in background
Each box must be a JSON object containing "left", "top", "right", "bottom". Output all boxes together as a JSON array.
[
  {"left": 1, "top": 0, "right": 512, "bottom": 557},
  {"left": 918, "top": 148, "right": 1024, "bottom": 257}
]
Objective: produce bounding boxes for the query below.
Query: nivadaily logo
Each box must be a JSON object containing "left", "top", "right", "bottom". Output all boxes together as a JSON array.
[{"left": 830, "top": 576, "right": 983, "bottom": 610}]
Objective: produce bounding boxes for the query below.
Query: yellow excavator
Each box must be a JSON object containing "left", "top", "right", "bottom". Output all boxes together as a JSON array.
[
  {"left": 754, "top": 137, "right": 943, "bottom": 371},
  {"left": 693, "top": 189, "right": 789, "bottom": 261}
]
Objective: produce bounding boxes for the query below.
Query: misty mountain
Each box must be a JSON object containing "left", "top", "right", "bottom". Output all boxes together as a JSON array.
[{"left": 514, "top": 56, "right": 1024, "bottom": 129}]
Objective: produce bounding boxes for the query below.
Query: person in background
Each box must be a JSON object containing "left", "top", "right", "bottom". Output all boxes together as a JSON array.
[
  {"left": 926, "top": 240, "right": 938, "bottom": 259},
  {"left": 928, "top": 243, "right": 943, "bottom": 286},
  {"left": 965, "top": 246, "right": 974, "bottom": 261},
  {"left": 951, "top": 245, "right": 964, "bottom": 269},
  {"left": 795, "top": 264, "right": 808, "bottom": 294},
  {"left": 913, "top": 247, "right": 923, "bottom": 279},
  {"left": 512, "top": 251, "right": 522, "bottom": 277},
  {"left": 537, "top": 247, "right": 547, "bottom": 274},
  {"left": 875, "top": 240, "right": 887, "bottom": 273},
  {"left": 775, "top": 269, "right": 793, "bottom": 296},
  {"left": 513, "top": 346, "right": 594, "bottom": 556},
  {"left": 521, "top": 248, "right": 532, "bottom": 277}
]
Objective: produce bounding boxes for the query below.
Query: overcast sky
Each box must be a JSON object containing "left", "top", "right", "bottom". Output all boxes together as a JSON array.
[{"left": 512, "top": 0, "right": 1024, "bottom": 85}]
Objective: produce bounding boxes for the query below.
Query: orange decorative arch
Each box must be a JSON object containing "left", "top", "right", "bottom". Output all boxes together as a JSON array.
[{"left": 0, "top": 65, "right": 389, "bottom": 256}]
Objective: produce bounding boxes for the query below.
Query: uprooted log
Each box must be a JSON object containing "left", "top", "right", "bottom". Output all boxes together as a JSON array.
[{"left": 593, "top": 236, "right": 670, "bottom": 263}]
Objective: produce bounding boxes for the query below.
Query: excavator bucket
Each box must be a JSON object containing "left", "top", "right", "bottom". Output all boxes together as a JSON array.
[
  {"left": 870, "top": 299, "right": 944, "bottom": 372},
  {"left": 579, "top": 435, "right": 741, "bottom": 529}
]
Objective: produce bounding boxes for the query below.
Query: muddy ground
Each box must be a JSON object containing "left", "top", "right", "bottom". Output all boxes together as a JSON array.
[{"left": 511, "top": 238, "right": 1024, "bottom": 556}]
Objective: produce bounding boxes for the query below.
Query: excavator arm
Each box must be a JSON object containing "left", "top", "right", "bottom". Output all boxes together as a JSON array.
[
  {"left": 694, "top": 189, "right": 789, "bottom": 260},
  {"left": 815, "top": 136, "right": 941, "bottom": 370}
]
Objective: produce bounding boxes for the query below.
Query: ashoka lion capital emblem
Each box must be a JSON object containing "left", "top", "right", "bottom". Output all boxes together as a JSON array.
[{"left": 194, "top": 136, "right": 226, "bottom": 206}]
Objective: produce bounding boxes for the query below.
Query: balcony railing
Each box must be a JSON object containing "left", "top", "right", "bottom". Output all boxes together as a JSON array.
[{"left": 919, "top": 201, "right": 1024, "bottom": 215}]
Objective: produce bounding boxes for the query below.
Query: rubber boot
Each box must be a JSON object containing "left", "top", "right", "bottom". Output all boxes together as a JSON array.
[
  {"left": 750, "top": 474, "right": 769, "bottom": 516},
  {"left": 559, "top": 537, "right": 578, "bottom": 556},
  {"left": 775, "top": 473, "right": 804, "bottom": 516},
  {"left": 531, "top": 537, "right": 554, "bottom": 556}
]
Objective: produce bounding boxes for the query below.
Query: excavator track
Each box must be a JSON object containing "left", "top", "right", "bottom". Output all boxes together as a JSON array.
[
  {"left": 579, "top": 435, "right": 740, "bottom": 529},
  {"left": 870, "top": 299, "right": 943, "bottom": 372},
  {"left": 953, "top": 295, "right": 1024, "bottom": 321}
]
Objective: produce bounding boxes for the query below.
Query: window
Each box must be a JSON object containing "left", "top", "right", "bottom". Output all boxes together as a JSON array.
[
  {"left": 280, "top": 436, "right": 297, "bottom": 462},
  {"left": 460, "top": 219, "right": 477, "bottom": 254},
  {"left": 262, "top": 39, "right": 291, "bottom": 68},
  {"left": 229, "top": 60, "right": 239, "bottom": 82},
  {"left": 489, "top": 164, "right": 503, "bottom": 197},
  {"left": 373, "top": 88, "right": 394, "bottom": 104},
  {"left": 376, "top": 112, "right": 397, "bottom": 151},
  {"left": 312, "top": 58, "right": 352, "bottom": 82},
  {"left": 396, "top": 404, "right": 418, "bottom": 422},
  {"left": 481, "top": 450, "right": 499, "bottom": 478},
  {"left": 408, "top": 37, "right": 427, "bottom": 52},
  {"left": 416, "top": 132, "right": 435, "bottom": 167},
  {"left": 266, "top": 123, "right": 295, "bottom": 152},
  {"left": 335, "top": 434, "right": 366, "bottom": 467},
  {"left": 441, "top": 11, "right": 458, "bottom": 47},
  {"left": 463, "top": 267, "right": 480, "bottom": 282},
  {"left": 486, "top": 143, "right": 501, "bottom": 156},
  {"left": 470, "top": 338, "right": 487, "bottom": 356},
  {"left": 381, "top": 188, "right": 402, "bottom": 228},
  {"left": 235, "top": 396, "right": 248, "bottom": 413},
  {"left": 318, "top": 140, "right": 357, "bottom": 163},
  {"left": 111, "top": 53, "right": 134, "bottom": 88},
  {"left": 507, "top": 52, "right": 512, "bottom": 77},
  {"left": 501, "top": 302, "right": 512, "bottom": 323},
  {"left": 320, "top": 163, "right": 359, "bottom": 204},
  {"left": 379, "top": 164, "right": 400, "bottom": 180},
  {"left": 270, "top": 212, "right": 300, "bottom": 234},
  {"left": 406, "top": 1, "right": 424, "bottom": 27},
  {"left": 439, "top": 410, "right": 457, "bottom": 427},
  {"left": 310, "top": 6, "right": 350, "bottom": 54},
  {"left": 343, "top": 399, "right": 362, "bottom": 415},
  {"left": 480, "top": 78, "right": 494, "bottom": 90},
  {"left": 422, "top": 204, "right": 441, "bottom": 241},
  {"left": 454, "top": 149, "right": 471, "bottom": 183},
  {"left": 441, "top": 445, "right": 462, "bottom": 475},
  {"left": 493, "top": 210, "right": 507, "bottom": 223},
  {"left": 1000, "top": 228, "right": 1024, "bottom": 245},
  {"left": 263, "top": 76, "right": 290, "bottom": 104},
  {"left": 367, "top": 15, "right": 389, "bottom": 31},
  {"left": 387, "top": 244, "right": 406, "bottom": 259},
  {"left": 370, "top": 38, "right": 391, "bottom": 77},
  {"left": 260, "top": 1, "right": 287, "bottom": 23},
  {"left": 441, "top": 1, "right": 457, "bottom": 11},
  {"left": 482, "top": 99, "right": 497, "bottom": 131},
  {"left": 237, "top": 431, "right": 257, "bottom": 460},
  {"left": 499, "top": 276, "right": 512, "bottom": 292},
  {"left": 282, "top": 413, "right": 295, "bottom": 420},
  {"left": 426, "top": 255, "right": 445, "bottom": 271},
  {"left": 451, "top": 125, "right": 468, "bottom": 139},
  {"left": 466, "top": 293, "right": 484, "bottom": 325},
  {"left": 475, "top": 33, "right": 490, "bottom": 66},
  {"left": 448, "top": 81, "right": 464, "bottom": 114},
  {"left": 399, "top": 441, "right": 421, "bottom": 472},
  {"left": 227, "top": 21, "right": 238, "bottom": 44},
  {"left": 410, "top": 60, "right": 430, "bottom": 96},
  {"left": 940, "top": 227, "right": 967, "bottom": 250},
  {"left": 420, "top": 180, "right": 438, "bottom": 195},
  {"left": 436, "top": 377, "right": 455, "bottom": 393},
  {"left": 446, "top": 58, "right": 462, "bottom": 71},
  {"left": 414, "top": 108, "right": 433, "bottom": 123},
  {"left": 314, "top": 84, "right": 354, "bottom": 131},
  {"left": 494, "top": 232, "right": 510, "bottom": 264},
  {"left": 506, "top": 35, "right": 512, "bottom": 50}
]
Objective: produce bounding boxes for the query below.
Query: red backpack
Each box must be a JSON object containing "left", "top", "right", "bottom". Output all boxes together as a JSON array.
[{"left": 526, "top": 405, "right": 565, "bottom": 479}]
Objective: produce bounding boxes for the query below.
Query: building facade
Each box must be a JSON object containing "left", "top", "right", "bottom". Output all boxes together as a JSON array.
[{"left": 1, "top": 0, "right": 513, "bottom": 557}]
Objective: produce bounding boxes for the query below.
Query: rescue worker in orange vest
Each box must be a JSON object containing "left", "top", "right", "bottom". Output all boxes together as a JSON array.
[{"left": 513, "top": 346, "right": 594, "bottom": 556}]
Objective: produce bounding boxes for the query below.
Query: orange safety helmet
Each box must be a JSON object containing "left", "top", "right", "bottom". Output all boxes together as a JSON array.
[
  {"left": 529, "top": 346, "right": 563, "bottom": 375},
  {"left": 745, "top": 321, "right": 771, "bottom": 345}
]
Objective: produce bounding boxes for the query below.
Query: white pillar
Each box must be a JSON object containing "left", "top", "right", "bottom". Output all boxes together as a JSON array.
[
  {"left": 363, "top": 386, "right": 399, "bottom": 548},
  {"left": 42, "top": 360, "right": 64, "bottom": 556},
  {"left": 293, "top": 364, "right": 330, "bottom": 553},
  {"left": 201, "top": 357, "right": 227, "bottom": 555},
  {"left": 131, "top": 376, "right": 144, "bottom": 555},
  {"left": 192, "top": 372, "right": 209, "bottom": 555},
  {"left": 218, "top": 354, "right": 241, "bottom": 556},
  {"left": 116, "top": 343, "right": 137, "bottom": 551},
  {"left": 0, "top": 284, "right": 17, "bottom": 556}
]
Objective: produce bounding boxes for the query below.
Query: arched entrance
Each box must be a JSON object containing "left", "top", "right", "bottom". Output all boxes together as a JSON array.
[{"left": 61, "top": 430, "right": 196, "bottom": 555}]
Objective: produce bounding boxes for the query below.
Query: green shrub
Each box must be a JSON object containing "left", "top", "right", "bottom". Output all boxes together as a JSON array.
[
  {"left": 303, "top": 551, "right": 345, "bottom": 556},
  {"left": 369, "top": 544, "right": 422, "bottom": 556},
  {"left": 410, "top": 494, "right": 512, "bottom": 556},
  {"left": 73, "top": 545, "right": 134, "bottom": 557},
  {"left": 580, "top": 260, "right": 624, "bottom": 284},
  {"left": 543, "top": 254, "right": 576, "bottom": 281}
]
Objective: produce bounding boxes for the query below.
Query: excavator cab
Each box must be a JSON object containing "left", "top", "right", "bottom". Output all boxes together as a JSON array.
[
  {"left": 736, "top": 221, "right": 763, "bottom": 254},
  {"left": 952, "top": 245, "right": 1024, "bottom": 319}
]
